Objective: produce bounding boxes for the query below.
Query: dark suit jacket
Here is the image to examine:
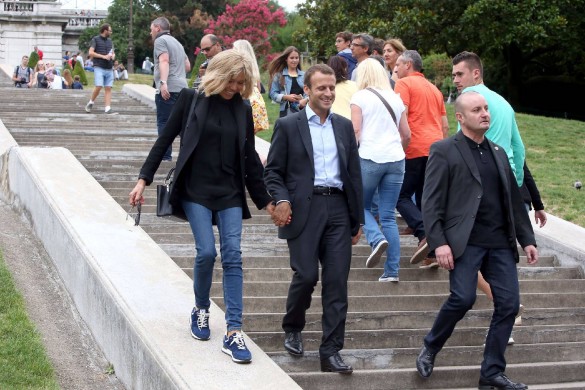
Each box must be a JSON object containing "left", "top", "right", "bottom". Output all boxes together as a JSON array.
[
  {"left": 139, "top": 88, "right": 271, "bottom": 218},
  {"left": 422, "top": 131, "right": 536, "bottom": 261},
  {"left": 264, "top": 110, "right": 364, "bottom": 240}
]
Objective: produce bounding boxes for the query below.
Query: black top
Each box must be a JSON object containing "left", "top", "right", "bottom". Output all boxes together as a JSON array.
[
  {"left": 520, "top": 162, "right": 544, "bottom": 211},
  {"left": 290, "top": 76, "right": 303, "bottom": 95},
  {"left": 90, "top": 35, "right": 114, "bottom": 69},
  {"left": 182, "top": 94, "right": 243, "bottom": 210},
  {"left": 464, "top": 135, "right": 509, "bottom": 248}
]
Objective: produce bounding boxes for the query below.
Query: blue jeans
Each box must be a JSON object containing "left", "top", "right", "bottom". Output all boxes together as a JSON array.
[
  {"left": 93, "top": 66, "right": 114, "bottom": 87},
  {"left": 181, "top": 201, "right": 244, "bottom": 331},
  {"left": 360, "top": 158, "right": 405, "bottom": 277},
  {"left": 156, "top": 92, "right": 180, "bottom": 160},
  {"left": 423, "top": 245, "right": 520, "bottom": 379}
]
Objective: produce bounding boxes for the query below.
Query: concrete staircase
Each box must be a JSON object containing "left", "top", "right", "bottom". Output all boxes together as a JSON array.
[{"left": 1, "top": 82, "right": 584, "bottom": 389}]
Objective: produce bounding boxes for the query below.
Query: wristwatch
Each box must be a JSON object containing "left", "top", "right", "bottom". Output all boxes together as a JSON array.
[{"left": 160, "top": 80, "right": 166, "bottom": 85}]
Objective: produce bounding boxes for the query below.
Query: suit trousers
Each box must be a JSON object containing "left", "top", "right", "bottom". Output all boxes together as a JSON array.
[
  {"left": 423, "top": 245, "right": 520, "bottom": 379},
  {"left": 396, "top": 156, "right": 427, "bottom": 240},
  {"left": 282, "top": 193, "right": 352, "bottom": 359}
]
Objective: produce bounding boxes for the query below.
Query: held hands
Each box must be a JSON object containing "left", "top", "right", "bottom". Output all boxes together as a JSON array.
[
  {"left": 270, "top": 202, "right": 292, "bottom": 227},
  {"left": 435, "top": 244, "right": 454, "bottom": 270},
  {"left": 129, "top": 179, "right": 146, "bottom": 207},
  {"left": 286, "top": 94, "right": 303, "bottom": 103}
]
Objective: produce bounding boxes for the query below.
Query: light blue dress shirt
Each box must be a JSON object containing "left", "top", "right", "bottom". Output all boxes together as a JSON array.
[{"left": 305, "top": 105, "right": 343, "bottom": 190}]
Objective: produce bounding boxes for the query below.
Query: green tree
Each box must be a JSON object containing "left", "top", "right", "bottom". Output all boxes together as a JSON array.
[{"left": 298, "top": 0, "right": 585, "bottom": 109}]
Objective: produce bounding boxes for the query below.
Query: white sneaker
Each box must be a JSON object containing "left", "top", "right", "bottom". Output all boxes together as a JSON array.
[
  {"left": 508, "top": 336, "right": 515, "bottom": 345},
  {"left": 514, "top": 304, "right": 524, "bottom": 326},
  {"left": 85, "top": 101, "right": 93, "bottom": 113},
  {"left": 366, "top": 240, "right": 388, "bottom": 268},
  {"left": 379, "top": 274, "right": 399, "bottom": 282}
]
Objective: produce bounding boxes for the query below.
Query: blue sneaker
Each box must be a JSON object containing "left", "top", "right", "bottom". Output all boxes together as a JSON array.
[
  {"left": 190, "top": 308, "right": 210, "bottom": 340},
  {"left": 222, "top": 332, "right": 252, "bottom": 363}
]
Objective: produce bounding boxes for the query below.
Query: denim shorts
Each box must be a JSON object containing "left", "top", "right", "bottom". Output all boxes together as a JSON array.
[{"left": 94, "top": 67, "right": 114, "bottom": 87}]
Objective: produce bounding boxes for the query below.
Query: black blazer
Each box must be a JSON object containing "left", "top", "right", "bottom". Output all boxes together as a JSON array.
[
  {"left": 139, "top": 88, "right": 271, "bottom": 218},
  {"left": 264, "top": 110, "right": 364, "bottom": 240},
  {"left": 422, "top": 131, "right": 536, "bottom": 261}
]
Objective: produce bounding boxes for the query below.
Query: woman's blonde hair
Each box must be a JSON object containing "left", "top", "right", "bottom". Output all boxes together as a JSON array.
[
  {"left": 200, "top": 50, "right": 254, "bottom": 99},
  {"left": 232, "top": 39, "right": 260, "bottom": 86},
  {"left": 356, "top": 58, "right": 392, "bottom": 91}
]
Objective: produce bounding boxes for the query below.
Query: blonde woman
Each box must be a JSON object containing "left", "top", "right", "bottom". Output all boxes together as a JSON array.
[
  {"left": 129, "top": 50, "right": 273, "bottom": 364},
  {"left": 383, "top": 38, "right": 406, "bottom": 85},
  {"left": 232, "top": 39, "right": 269, "bottom": 133},
  {"left": 350, "top": 58, "right": 411, "bottom": 281}
]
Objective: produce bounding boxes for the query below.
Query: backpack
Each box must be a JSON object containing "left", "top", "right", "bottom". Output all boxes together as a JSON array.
[{"left": 14, "top": 66, "right": 32, "bottom": 87}]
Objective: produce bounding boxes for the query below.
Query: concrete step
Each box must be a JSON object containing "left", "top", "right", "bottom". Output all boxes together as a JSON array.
[
  {"left": 248, "top": 324, "right": 585, "bottom": 352},
  {"left": 187, "top": 266, "right": 581, "bottom": 282},
  {"left": 243, "top": 307, "right": 585, "bottom": 332},
  {"left": 270, "top": 342, "right": 585, "bottom": 371},
  {"left": 215, "top": 293, "right": 585, "bottom": 314},
  {"left": 209, "top": 278, "right": 584, "bottom": 297},
  {"left": 286, "top": 361, "right": 585, "bottom": 390}
]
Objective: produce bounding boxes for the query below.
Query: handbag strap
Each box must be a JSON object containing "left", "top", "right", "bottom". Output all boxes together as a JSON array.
[
  {"left": 187, "top": 89, "right": 200, "bottom": 121},
  {"left": 366, "top": 87, "right": 398, "bottom": 126}
]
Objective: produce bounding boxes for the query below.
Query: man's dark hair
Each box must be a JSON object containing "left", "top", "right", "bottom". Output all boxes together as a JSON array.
[
  {"left": 327, "top": 56, "right": 349, "bottom": 83},
  {"left": 401, "top": 50, "right": 423, "bottom": 72},
  {"left": 353, "top": 33, "right": 374, "bottom": 55},
  {"left": 371, "top": 38, "right": 385, "bottom": 55},
  {"left": 99, "top": 24, "right": 111, "bottom": 34},
  {"left": 452, "top": 51, "right": 484, "bottom": 78},
  {"left": 304, "top": 64, "right": 335, "bottom": 88},
  {"left": 335, "top": 31, "right": 353, "bottom": 43}
]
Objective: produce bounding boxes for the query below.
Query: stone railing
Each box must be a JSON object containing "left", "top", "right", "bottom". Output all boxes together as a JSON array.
[
  {"left": 2, "top": 1, "right": 36, "bottom": 12},
  {"left": 61, "top": 9, "right": 107, "bottom": 28}
]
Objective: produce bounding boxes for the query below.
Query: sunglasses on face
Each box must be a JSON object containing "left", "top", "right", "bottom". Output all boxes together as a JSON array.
[{"left": 201, "top": 45, "right": 215, "bottom": 53}]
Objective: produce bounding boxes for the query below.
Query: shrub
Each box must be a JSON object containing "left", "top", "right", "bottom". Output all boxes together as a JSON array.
[
  {"left": 72, "top": 61, "right": 88, "bottom": 85},
  {"left": 28, "top": 51, "right": 40, "bottom": 69}
]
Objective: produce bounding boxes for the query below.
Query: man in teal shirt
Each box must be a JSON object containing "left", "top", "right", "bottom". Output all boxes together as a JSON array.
[{"left": 452, "top": 51, "right": 525, "bottom": 187}]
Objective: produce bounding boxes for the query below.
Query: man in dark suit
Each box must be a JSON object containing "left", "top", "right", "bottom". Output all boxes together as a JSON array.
[
  {"left": 415, "top": 91, "right": 538, "bottom": 390},
  {"left": 264, "top": 64, "right": 364, "bottom": 374}
]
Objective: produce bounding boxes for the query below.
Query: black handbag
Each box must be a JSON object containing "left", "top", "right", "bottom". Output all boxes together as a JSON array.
[
  {"left": 156, "top": 167, "right": 187, "bottom": 221},
  {"left": 156, "top": 167, "right": 174, "bottom": 217}
]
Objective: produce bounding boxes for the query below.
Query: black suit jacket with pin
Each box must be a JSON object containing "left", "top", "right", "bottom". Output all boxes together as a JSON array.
[
  {"left": 264, "top": 110, "right": 364, "bottom": 240},
  {"left": 422, "top": 131, "right": 536, "bottom": 261},
  {"left": 138, "top": 88, "right": 271, "bottom": 218}
]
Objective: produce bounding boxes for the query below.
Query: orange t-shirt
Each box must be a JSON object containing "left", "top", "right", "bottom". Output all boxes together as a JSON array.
[{"left": 394, "top": 72, "right": 446, "bottom": 159}]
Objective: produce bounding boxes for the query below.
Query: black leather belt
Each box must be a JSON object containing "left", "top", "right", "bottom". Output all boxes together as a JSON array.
[{"left": 313, "top": 186, "right": 344, "bottom": 195}]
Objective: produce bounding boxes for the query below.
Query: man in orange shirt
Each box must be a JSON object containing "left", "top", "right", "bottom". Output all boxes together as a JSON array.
[{"left": 394, "top": 50, "right": 449, "bottom": 267}]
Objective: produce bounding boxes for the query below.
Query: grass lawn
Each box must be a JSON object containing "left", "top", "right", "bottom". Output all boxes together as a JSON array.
[
  {"left": 92, "top": 72, "right": 585, "bottom": 227},
  {"left": 0, "top": 251, "right": 59, "bottom": 390}
]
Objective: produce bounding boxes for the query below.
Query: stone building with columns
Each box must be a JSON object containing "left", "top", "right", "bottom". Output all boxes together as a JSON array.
[{"left": 0, "top": 0, "right": 106, "bottom": 68}]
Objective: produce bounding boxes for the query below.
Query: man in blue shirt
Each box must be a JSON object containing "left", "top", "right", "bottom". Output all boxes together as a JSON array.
[{"left": 265, "top": 64, "right": 364, "bottom": 375}]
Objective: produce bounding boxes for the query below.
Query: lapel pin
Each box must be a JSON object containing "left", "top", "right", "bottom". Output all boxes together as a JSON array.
[{"left": 494, "top": 146, "right": 499, "bottom": 150}]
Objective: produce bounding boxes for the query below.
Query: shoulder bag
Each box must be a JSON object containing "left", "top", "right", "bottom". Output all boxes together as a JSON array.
[{"left": 366, "top": 87, "right": 398, "bottom": 127}]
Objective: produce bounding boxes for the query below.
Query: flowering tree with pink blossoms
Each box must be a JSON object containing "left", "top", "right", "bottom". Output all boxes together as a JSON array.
[{"left": 204, "top": 0, "right": 287, "bottom": 57}]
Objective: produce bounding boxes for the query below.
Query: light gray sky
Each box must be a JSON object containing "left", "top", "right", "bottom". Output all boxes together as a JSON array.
[{"left": 61, "top": 0, "right": 304, "bottom": 12}]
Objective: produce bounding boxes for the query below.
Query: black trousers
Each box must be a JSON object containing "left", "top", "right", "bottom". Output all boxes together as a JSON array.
[
  {"left": 396, "top": 156, "right": 428, "bottom": 240},
  {"left": 282, "top": 193, "right": 352, "bottom": 359}
]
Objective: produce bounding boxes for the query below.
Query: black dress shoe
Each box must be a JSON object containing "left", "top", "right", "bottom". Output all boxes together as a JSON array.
[
  {"left": 478, "top": 373, "right": 528, "bottom": 390},
  {"left": 320, "top": 352, "right": 353, "bottom": 374},
  {"left": 416, "top": 345, "right": 436, "bottom": 378},
  {"left": 284, "top": 331, "right": 303, "bottom": 356}
]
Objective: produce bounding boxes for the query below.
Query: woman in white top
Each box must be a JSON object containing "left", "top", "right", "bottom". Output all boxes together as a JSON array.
[{"left": 350, "top": 58, "right": 410, "bottom": 282}]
